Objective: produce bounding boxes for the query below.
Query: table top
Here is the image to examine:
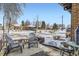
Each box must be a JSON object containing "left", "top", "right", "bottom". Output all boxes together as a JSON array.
[
  {"left": 11, "top": 35, "right": 28, "bottom": 41},
  {"left": 13, "top": 37, "right": 28, "bottom": 41},
  {"left": 66, "top": 41, "right": 79, "bottom": 48}
]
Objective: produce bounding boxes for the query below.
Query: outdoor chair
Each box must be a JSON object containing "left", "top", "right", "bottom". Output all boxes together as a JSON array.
[
  {"left": 60, "top": 42, "right": 74, "bottom": 56},
  {"left": 38, "top": 37, "right": 44, "bottom": 44},
  {"left": 28, "top": 33, "right": 38, "bottom": 48},
  {"left": 4, "top": 33, "right": 23, "bottom": 55}
]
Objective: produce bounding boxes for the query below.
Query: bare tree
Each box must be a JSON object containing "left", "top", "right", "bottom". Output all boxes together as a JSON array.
[
  {"left": 0, "top": 3, "right": 23, "bottom": 33},
  {"left": 25, "top": 20, "right": 30, "bottom": 26},
  {"left": 0, "top": 3, "right": 24, "bottom": 44}
]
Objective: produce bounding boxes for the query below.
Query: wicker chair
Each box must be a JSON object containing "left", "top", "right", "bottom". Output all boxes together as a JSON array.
[
  {"left": 4, "top": 33, "right": 23, "bottom": 55},
  {"left": 60, "top": 42, "right": 74, "bottom": 56},
  {"left": 28, "top": 33, "right": 38, "bottom": 48}
]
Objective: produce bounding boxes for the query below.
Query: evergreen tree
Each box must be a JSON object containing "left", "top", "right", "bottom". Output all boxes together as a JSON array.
[
  {"left": 21, "top": 20, "right": 24, "bottom": 26},
  {"left": 41, "top": 21, "right": 46, "bottom": 29},
  {"left": 52, "top": 23, "right": 58, "bottom": 31}
]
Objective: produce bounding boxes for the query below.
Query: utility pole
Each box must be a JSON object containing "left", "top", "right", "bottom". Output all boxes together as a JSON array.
[
  {"left": 62, "top": 15, "right": 63, "bottom": 30},
  {"left": 36, "top": 16, "right": 39, "bottom": 29},
  {"left": 35, "top": 16, "right": 39, "bottom": 33}
]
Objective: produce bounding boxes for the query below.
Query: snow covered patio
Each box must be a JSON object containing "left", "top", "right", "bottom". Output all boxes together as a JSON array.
[
  {"left": 0, "top": 30, "right": 70, "bottom": 56},
  {"left": 7, "top": 43, "right": 68, "bottom": 56}
]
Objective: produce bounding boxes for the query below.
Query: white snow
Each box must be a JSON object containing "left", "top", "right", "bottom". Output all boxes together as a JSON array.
[
  {"left": 0, "top": 29, "right": 69, "bottom": 48},
  {"left": 36, "top": 29, "right": 68, "bottom": 48}
]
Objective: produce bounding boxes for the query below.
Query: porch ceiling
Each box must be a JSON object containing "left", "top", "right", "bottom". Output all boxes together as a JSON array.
[{"left": 60, "top": 3, "right": 72, "bottom": 13}]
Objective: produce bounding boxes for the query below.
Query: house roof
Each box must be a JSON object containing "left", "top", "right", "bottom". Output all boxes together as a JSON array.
[{"left": 27, "top": 25, "right": 35, "bottom": 27}]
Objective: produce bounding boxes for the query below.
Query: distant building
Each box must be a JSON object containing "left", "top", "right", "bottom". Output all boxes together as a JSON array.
[
  {"left": 58, "top": 24, "right": 65, "bottom": 29},
  {"left": 33, "top": 20, "right": 42, "bottom": 29},
  {"left": 22, "top": 25, "right": 36, "bottom": 30},
  {"left": 12, "top": 24, "right": 21, "bottom": 31}
]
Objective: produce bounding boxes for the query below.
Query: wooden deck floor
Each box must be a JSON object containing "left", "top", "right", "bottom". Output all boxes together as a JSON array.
[{"left": 7, "top": 43, "right": 66, "bottom": 56}]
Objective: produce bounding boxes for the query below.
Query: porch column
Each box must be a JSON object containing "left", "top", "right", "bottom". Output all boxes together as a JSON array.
[{"left": 71, "top": 4, "right": 79, "bottom": 41}]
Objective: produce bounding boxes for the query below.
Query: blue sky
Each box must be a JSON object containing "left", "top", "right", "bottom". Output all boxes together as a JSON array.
[{"left": 0, "top": 3, "right": 71, "bottom": 27}]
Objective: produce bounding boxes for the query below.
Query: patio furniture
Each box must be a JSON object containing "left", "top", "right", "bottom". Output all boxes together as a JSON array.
[
  {"left": 37, "top": 37, "right": 44, "bottom": 44},
  {"left": 48, "top": 41, "right": 57, "bottom": 47},
  {"left": 60, "top": 42, "right": 74, "bottom": 56},
  {"left": 53, "top": 36, "right": 60, "bottom": 40},
  {"left": 11, "top": 35, "right": 28, "bottom": 48},
  {"left": 66, "top": 42, "right": 79, "bottom": 56},
  {"left": 28, "top": 33, "right": 38, "bottom": 48},
  {"left": 4, "top": 33, "right": 23, "bottom": 55}
]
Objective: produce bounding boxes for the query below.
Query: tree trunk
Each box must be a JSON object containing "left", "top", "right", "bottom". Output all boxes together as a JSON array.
[{"left": 8, "top": 18, "right": 11, "bottom": 33}]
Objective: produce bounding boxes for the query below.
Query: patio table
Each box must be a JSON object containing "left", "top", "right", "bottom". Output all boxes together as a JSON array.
[
  {"left": 66, "top": 41, "right": 79, "bottom": 56},
  {"left": 12, "top": 36, "right": 28, "bottom": 43}
]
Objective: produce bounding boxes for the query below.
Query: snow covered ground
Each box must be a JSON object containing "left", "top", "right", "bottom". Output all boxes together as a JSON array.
[
  {"left": 0, "top": 29, "right": 70, "bottom": 56},
  {"left": 0, "top": 29, "right": 70, "bottom": 48},
  {"left": 36, "top": 29, "right": 70, "bottom": 48}
]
